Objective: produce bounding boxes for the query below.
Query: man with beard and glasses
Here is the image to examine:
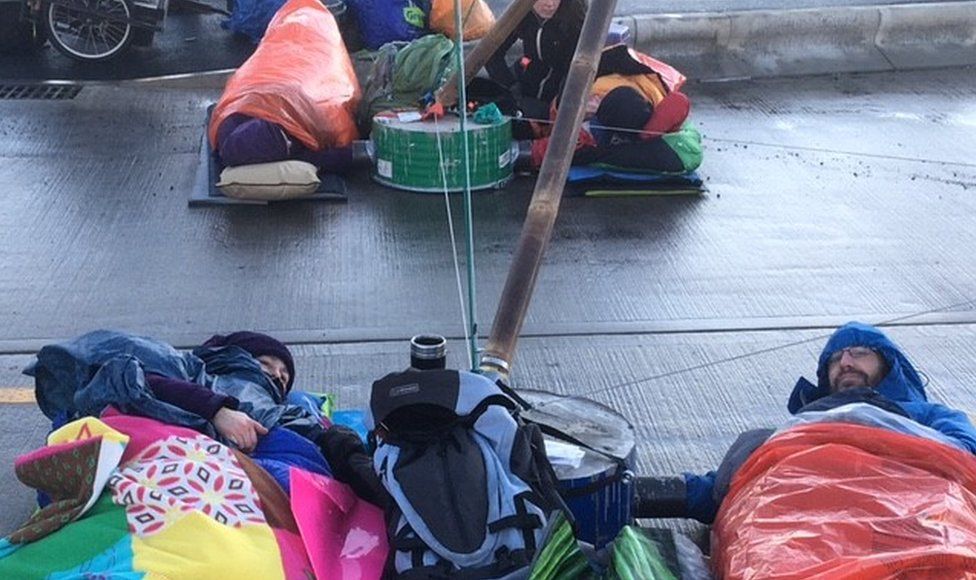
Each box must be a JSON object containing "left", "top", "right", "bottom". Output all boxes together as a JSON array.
[
  {"left": 786, "top": 321, "right": 976, "bottom": 446},
  {"left": 669, "top": 321, "right": 976, "bottom": 524}
]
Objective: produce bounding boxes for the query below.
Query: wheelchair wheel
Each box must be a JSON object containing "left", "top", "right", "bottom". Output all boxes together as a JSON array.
[{"left": 45, "top": 0, "right": 133, "bottom": 61}]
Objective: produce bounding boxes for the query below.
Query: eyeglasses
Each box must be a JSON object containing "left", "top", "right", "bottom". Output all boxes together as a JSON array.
[{"left": 827, "top": 346, "right": 877, "bottom": 366}]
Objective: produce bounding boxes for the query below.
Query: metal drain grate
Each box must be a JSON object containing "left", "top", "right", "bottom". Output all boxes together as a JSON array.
[{"left": 0, "top": 84, "right": 82, "bottom": 100}]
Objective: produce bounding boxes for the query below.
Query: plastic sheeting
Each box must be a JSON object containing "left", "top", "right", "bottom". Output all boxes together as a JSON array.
[
  {"left": 779, "top": 402, "right": 970, "bottom": 452},
  {"left": 713, "top": 421, "right": 976, "bottom": 579},
  {"left": 527, "top": 512, "right": 591, "bottom": 580},
  {"left": 527, "top": 512, "right": 707, "bottom": 580},
  {"left": 209, "top": 0, "right": 361, "bottom": 152},
  {"left": 290, "top": 469, "right": 388, "bottom": 579}
]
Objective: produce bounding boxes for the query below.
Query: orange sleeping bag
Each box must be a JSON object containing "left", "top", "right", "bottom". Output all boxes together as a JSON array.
[
  {"left": 208, "top": 0, "right": 361, "bottom": 152},
  {"left": 713, "top": 422, "right": 976, "bottom": 579},
  {"left": 429, "top": 0, "right": 495, "bottom": 40}
]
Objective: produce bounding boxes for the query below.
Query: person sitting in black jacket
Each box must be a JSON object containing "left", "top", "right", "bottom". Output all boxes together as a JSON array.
[{"left": 484, "top": 0, "right": 586, "bottom": 108}]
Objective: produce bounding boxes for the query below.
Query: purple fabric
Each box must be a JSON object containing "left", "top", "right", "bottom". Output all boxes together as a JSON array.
[
  {"left": 201, "top": 331, "right": 295, "bottom": 391},
  {"left": 216, "top": 113, "right": 354, "bottom": 174},
  {"left": 216, "top": 114, "right": 290, "bottom": 167},
  {"left": 293, "top": 145, "right": 353, "bottom": 174},
  {"left": 145, "top": 373, "right": 238, "bottom": 420}
]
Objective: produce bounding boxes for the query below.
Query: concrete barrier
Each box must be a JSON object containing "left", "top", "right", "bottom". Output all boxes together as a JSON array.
[
  {"left": 138, "top": 1, "right": 976, "bottom": 88},
  {"left": 632, "top": 1, "right": 976, "bottom": 81},
  {"left": 878, "top": 2, "right": 976, "bottom": 69}
]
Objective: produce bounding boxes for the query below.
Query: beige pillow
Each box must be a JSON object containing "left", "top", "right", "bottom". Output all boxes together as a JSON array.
[{"left": 217, "top": 160, "right": 320, "bottom": 200}]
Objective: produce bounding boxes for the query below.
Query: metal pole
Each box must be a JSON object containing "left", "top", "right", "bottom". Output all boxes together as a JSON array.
[
  {"left": 479, "top": 0, "right": 618, "bottom": 380},
  {"left": 435, "top": 0, "right": 537, "bottom": 108}
]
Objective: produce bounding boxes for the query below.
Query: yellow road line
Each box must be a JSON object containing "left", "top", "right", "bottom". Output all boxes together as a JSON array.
[{"left": 0, "top": 388, "right": 35, "bottom": 404}]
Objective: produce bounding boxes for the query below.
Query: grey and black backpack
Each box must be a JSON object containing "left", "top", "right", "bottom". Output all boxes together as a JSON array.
[{"left": 365, "top": 369, "right": 566, "bottom": 579}]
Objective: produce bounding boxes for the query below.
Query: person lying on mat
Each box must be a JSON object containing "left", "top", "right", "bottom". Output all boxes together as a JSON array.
[
  {"left": 586, "top": 86, "right": 691, "bottom": 172},
  {"left": 522, "top": 45, "right": 701, "bottom": 175},
  {"left": 207, "top": 0, "right": 361, "bottom": 172},
  {"left": 26, "top": 330, "right": 324, "bottom": 453},
  {"left": 674, "top": 321, "right": 976, "bottom": 524},
  {"left": 215, "top": 114, "right": 355, "bottom": 173},
  {"left": 146, "top": 331, "right": 300, "bottom": 453}
]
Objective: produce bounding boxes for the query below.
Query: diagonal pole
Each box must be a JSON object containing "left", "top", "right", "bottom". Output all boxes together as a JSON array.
[
  {"left": 479, "top": 0, "right": 618, "bottom": 380},
  {"left": 435, "top": 0, "right": 537, "bottom": 108}
]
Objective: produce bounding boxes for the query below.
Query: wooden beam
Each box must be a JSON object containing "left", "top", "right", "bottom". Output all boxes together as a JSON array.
[
  {"left": 435, "top": 0, "right": 537, "bottom": 108},
  {"left": 480, "top": 0, "right": 618, "bottom": 379}
]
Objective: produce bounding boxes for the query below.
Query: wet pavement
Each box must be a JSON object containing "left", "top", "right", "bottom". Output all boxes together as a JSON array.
[
  {"left": 3, "top": 68, "right": 975, "bottom": 349},
  {"left": 1, "top": 65, "right": 976, "bottom": 537}
]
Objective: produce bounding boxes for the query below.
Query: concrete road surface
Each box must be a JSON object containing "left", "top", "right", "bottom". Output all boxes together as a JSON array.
[{"left": 1, "top": 66, "right": 976, "bottom": 541}]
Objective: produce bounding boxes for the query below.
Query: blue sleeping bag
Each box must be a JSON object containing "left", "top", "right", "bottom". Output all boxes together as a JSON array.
[
  {"left": 348, "top": 0, "right": 428, "bottom": 49},
  {"left": 251, "top": 427, "right": 333, "bottom": 494},
  {"left": 223, "top": 0, "right": 289, "bottom": 42}
]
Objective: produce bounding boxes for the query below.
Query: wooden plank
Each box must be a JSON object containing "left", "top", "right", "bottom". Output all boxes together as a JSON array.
[
  {"left": 435, "top": 0, "right": 537, "bottom": 108},
  {"left": 481, "top": 0, "right": 619, "bottom": 378}
]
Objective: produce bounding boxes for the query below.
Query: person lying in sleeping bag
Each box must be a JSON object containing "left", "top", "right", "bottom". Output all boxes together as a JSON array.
[
  {"left": 208, "top": 0, "right": 361, "bottom": 172},
  {"left": 26, "top": 329, "right": 336, "bottom": 492},
  {"left": 524, "top": 45, "right": 702, "bottom": 174},
  {"left": 626, "top": 322, "right": 976, "bottom": 577},
  {"left": 677, "top": 321, "right": 976, "bottom": 525}
]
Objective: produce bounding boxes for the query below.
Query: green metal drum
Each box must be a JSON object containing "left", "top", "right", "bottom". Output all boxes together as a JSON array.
[{"left": 370, "top": 111, "right": 514, "bottom": 193}]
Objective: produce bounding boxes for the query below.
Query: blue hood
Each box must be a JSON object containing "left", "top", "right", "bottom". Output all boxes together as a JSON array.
[{"left": 788, "top": 322, "right": 926, "bottom": 414}]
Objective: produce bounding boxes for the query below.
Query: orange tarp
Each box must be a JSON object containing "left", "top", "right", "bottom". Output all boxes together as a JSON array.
[
  {"left": 714, "top": 423, "right": 976, "bottom": 579},
  {"left": 209, "top": 0, "right": 361, "bottom": 152}
]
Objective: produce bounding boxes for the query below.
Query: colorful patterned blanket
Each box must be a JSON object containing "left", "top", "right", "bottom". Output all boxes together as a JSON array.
[{"left": 0, "top": 410, "right": 388, "bottom": 579}]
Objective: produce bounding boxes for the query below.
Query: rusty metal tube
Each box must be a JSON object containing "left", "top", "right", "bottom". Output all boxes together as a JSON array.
[
  {"left": 435, "top": 0, "right": 537, "bottom": 108},
  {"left": 480, "top": 0, "right": 618, "bottom": 379}
]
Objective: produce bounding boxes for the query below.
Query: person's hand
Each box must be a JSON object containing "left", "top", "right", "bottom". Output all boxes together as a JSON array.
[{"left": 213, "top": 407, "right": 269, "bottom": 453}]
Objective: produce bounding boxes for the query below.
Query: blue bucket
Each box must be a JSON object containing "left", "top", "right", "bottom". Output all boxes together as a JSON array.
[
  {"left": 553, "top": 443, "right": 634, "bottom": 548},
  {"left": 521, "top": 391, "right": 636, "bottom": 548}
]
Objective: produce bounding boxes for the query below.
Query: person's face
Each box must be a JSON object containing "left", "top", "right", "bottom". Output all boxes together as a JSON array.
[
  {"left": 257, "top": 355, "right": 290, "bottom": 394},
  {"left": 532, "top": 0, "right": 560, "bottom": 19},
  {"left": 827, "top": 347, "right": 886, "bottom": 392}
]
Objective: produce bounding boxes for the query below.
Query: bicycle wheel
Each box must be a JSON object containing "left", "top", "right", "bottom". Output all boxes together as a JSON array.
[{"left": 45, "top": 0, "right": 132, "bottom": 61}]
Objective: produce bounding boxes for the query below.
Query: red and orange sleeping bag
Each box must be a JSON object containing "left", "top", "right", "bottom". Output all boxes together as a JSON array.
[{"left": 713, "top": 422, "right": 976, "bottom": 579}]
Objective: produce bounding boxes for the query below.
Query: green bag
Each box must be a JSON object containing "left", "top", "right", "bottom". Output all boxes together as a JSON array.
[
  {"left": 661, "top": 122, "right": 703, "bottom": 172},
  {"left": 607, "top": 526, "right": 682, "bottom": 580},
  {"left": 529, "top": 512, "right": 595, "bottom": 580},
  {"left": 529, "top": 518, "right": 690, "bottom": 580},
  {"left": 360, "top": 34, "right": 458, "bottom": 123}
]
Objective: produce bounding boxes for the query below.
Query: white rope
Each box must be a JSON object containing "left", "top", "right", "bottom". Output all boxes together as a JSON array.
[
  {"left": 552, "top": 296, "right": 976, "bottom": 405},
  {"left": 451, "top": 1, "right": 480, "bottom": 370},
  {"left": 433, "top": 116, "right": 474, "bottom": 370},
  {"left": 505, "top": 113, "right": 672, "bottom": 139}
]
